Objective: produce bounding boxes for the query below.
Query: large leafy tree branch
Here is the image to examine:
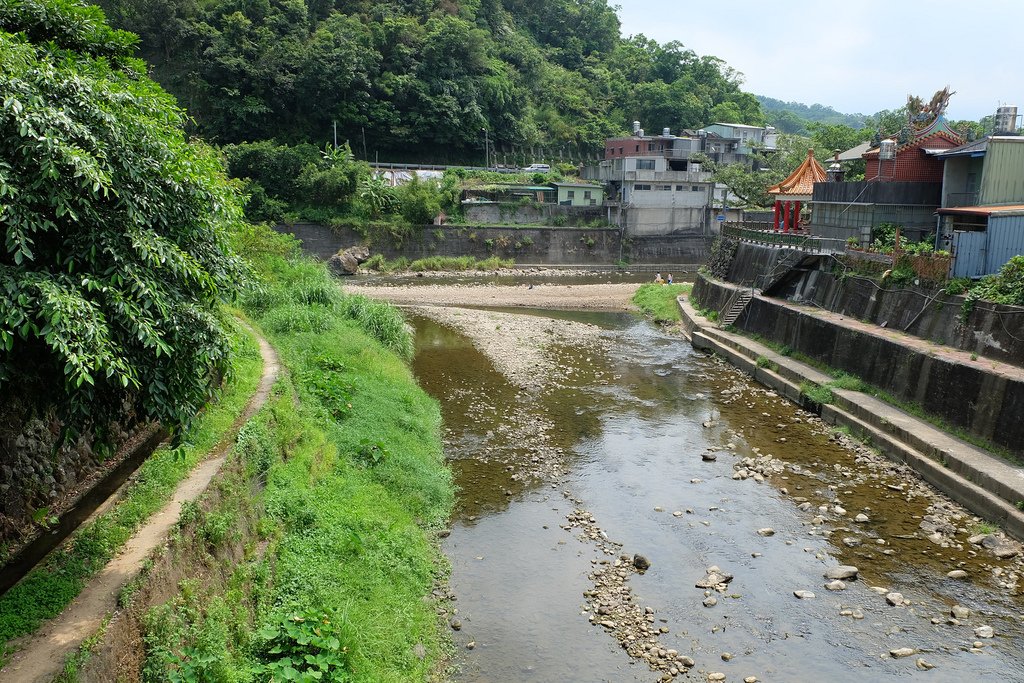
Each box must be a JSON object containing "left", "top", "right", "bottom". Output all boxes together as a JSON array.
[{"left": 0, "top": 0, "right": 245, "bottom": 444}]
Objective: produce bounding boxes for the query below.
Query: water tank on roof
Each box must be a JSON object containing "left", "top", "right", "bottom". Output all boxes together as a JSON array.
[
  {"left": 633, "top": 120, "right": 641, "bottom": 135},
  {"left": 638, "top": 129, "right": 644, "bottom": 138},
  {"left": 879, "top": 138, "right": 896, "bottom": 160},
  {"left": 995, "top": 106, "right": 1018, "bottom": 135},
  {"left": 663, "top": 127, "right": 671, "bottom": 137}
]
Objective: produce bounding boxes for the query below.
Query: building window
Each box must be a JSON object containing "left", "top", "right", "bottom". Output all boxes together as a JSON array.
[
  {"left": 567, "top": 190, "right": 575, "bottom": 199},
  {"left": 634, "top": 184, "right": 651, "bottom": 190},
  {"left": 648, "top": 143, "right": 655, "bottom": 151},
  {"left": 676, "top": 185, "right": 683, "bottom": 191},
  {"left": 658, "top": 185, "right": 671, "bottom": 191},
  {"left": 584, "top": 190, "right": 592, "bottom": 199},
  {"left": 590, "top": 199, "right": 597, "bottom": 206},
  {"left": 619, "top": 147, "right": 624, "bottom": 155},
  {"left": 692, "top": 185, "right": 700, "bottom": 192},
  {"left": 636, "top": 159, "right": 655, "bottom": 170},
  {"left": 635, "top": 145, "right": 640, "bottom": 152}
]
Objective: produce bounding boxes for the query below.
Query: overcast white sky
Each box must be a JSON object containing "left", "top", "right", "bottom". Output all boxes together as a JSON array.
[{"left": 616, "top": 0, "right": 1022, "bottom": 122}]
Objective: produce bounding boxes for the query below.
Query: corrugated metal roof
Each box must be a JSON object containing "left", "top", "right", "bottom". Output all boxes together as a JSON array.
[
  {"left": 836, "top": 142, "right": 872, "bottom": 162},
  {"left": 937, "top": 204, "right": 1024, "bottom": 216},
  {"left": 934, "top": 137, "right": 990, "bottom": 158}
]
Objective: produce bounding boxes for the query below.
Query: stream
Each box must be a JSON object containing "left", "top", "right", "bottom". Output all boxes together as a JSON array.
[{"left": 411, "top": 308, "right": 1024, "bottom": 682}]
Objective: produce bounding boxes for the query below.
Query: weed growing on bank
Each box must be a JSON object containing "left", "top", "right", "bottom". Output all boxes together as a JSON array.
[
  {"left": 136, "top": 224, "right": 454, "bottom": 681},
  {"left": 0, "top": 320, "right": 263, "bottom": 658},
  {"left": 363, "top": 254, "right": 514, "bottom": 273},
  {"left": 632, "top": 283, "right": 693, "bottom": 323}
]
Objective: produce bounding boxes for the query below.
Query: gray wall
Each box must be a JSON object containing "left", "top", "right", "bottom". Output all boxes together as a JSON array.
[
  {"left": 693, "top": 273, "right": 1024, "bottom": 456},
  {"left": 278, "top": 223, "right": 710, "bottom": 266}
]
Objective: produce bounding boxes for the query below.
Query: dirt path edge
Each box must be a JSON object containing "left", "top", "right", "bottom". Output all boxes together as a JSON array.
[{"left": 0, "top": 322, "right": 280, "bottom": 683}]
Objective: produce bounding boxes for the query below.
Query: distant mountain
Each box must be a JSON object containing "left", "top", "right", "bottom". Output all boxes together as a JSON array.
[{"left": 757, "top": 96, "right": 868, "bottom": 135}]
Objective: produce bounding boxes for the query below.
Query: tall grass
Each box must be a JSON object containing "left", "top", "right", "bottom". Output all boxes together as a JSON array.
[
  {"left": 364, "top": 254, "right": 514, "bottom": 273},
  {"left": 135, "top": 222, "right": 454, "bottom": 682}
]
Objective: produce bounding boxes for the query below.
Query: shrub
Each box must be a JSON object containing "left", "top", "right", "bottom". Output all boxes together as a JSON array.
[{"left": 0, "top": 2, "right": 245, "bottom": 444}]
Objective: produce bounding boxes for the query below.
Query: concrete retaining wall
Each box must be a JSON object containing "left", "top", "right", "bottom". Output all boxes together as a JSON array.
[
  {"left": 692, "top": 274, "right": 1024, "bottom": 457},
  {"left": 278, "top": 223, "right": 711, "bottom": 266}
]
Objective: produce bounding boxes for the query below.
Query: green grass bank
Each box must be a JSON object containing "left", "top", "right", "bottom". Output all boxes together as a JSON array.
[
  {"left": 103, "top": 224, "right": 454, "bottom": 682},
  {"left": 632, "top": 283, "right": 693, "bottom": 323}
]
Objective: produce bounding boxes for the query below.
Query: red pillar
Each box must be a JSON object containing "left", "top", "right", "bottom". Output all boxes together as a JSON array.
[
  {"left": 782, "top": 201, "right": 790, "bottom": 233},
  {"left": 794, "top": 201, "right": 802, "bottom": 232},
  {"left": 773, "top": 199, "right": 781, "bottom": 231}
]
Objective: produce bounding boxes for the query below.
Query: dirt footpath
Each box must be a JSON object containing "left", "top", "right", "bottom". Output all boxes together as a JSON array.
[{"left": 342, "top": 281, "right": 639, "bottom": 311}]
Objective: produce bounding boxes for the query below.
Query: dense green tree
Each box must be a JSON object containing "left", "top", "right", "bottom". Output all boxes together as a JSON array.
[
  {"left": 94, "top": 0, "right": 769, "bottom": 160},
  {"left": 0, "top": 0, "right": 245, "bottom": 443}
]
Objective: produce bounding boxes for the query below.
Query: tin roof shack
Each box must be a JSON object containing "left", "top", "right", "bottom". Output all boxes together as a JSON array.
[
  {"left": 553, "top": 181, "right": 604, "bottom": 207},
  {"left": 935, "top": 135, "right": 1024, "bottom": 278},
  {"left": 938, "top": 205, "right": 1024, "bottom": 278}
]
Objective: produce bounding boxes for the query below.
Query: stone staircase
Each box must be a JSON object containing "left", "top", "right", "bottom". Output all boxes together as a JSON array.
[{"left": 718, "top": 289, "right": 753, "bottom": 328}]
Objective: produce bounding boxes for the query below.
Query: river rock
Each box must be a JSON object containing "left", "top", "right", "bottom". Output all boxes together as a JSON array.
[
  {"left": 696, "top": 569, "right": 734, "bottom": 588},
  {"left": 703, "top": 596, "right": 718, "bottom": 607},
  {"left": 744, "top": 678, "right": 758, "bottom": 683},
  {"left": 842, "top": 537, "right": 862, "bottom": 547},
  {"left": 951, "top": 605, "right": 971, "bottom": 619},
  {"left": 975, "top": 625, "right": 994, "bottom": 638},
  {"left": 327, "top": 245, "right": 370, "bottom": 276},
  {"left": 890, "top": 647, "right": 917, "bottom": 658},
  {"left": 825, "top": 580, "right": 847, "bottom": 591},
  {"left": 757, "top": 527, "right": 775, "bottom": 536},
  {"left": 854, "top": 513, "right": 870, "bottom": 523},
  {"left": 708, "top": 674, "right": 726, "bottom": 681},
  {"left": 886, "top": 592, "right": 907, "bottom": 606},
  {"left": 947, "top": 569, "right": 969, "bottom": 580},
  {"left": 633, "top": 554, "right": 651, "bottom": 571},
  {"left": 916, "top": 658, "right": 935, "bottom": 670},
  {"left": 793, "top": 590, "right": 815, "bottom": 599},
  {"left": 994, "top": 545, "right": 1020, "bottom": 559},
  {"left": 450, "top": 618, "right": 462, "bottom": 631},
  {"left": 702, "top": 452, "right": 718, "bottom": 461},
  {"left": 825, "top": 565, "right": 859, "bottom": 580}
]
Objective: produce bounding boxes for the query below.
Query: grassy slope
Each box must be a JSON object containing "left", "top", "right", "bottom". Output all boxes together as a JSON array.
[
  {"left": 632, "top": 283, "right": 693, "bottom": 323},
  {"left": 135, "top": 224, "right": 454, "bottom": 682},
  {"left": 0, "top": 320, "right": 263, "bottom": 656}
]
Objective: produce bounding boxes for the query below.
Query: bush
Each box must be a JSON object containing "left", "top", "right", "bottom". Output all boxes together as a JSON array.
[{"left": 0, "top": 2, "right": 245, "bottom": 444}]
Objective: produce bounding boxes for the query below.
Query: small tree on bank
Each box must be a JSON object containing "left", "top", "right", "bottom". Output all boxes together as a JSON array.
[{"left": 0, "top": 0, "right": 245, "bottom": 445}]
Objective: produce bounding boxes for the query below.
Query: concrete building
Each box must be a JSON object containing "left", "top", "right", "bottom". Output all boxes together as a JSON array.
[{"left": 582, "top": 154, "right": 714, "bottom": 236}]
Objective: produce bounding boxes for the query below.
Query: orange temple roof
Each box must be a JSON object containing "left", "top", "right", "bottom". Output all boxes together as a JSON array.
[{"left": 767, "top": 148, "right": 826, "bottom": 197}]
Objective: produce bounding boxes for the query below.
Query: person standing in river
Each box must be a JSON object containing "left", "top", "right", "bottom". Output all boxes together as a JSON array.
[
  {"left": 655, "top": 272, "right": 663, "bottom": 284},
  {"left": 667, "top": 273, "right": 673, "bottom": 285}
]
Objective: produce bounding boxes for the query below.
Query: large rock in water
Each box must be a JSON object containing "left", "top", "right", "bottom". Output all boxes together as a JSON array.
[{"left": 327, "top": 245, "right": 370, "bottom": 275}]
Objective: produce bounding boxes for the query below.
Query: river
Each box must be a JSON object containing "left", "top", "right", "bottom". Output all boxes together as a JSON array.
[{"left": 407, "top": 302, "right": 1024, "bottom": 682}]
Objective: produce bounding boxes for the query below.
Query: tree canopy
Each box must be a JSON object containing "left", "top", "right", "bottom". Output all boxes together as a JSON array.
[
  {"left": 0, "top": 0, "right": 245, "bottom": 443},
  {"left": 94, "top": 0, "right": 768, "bottom": 161}
]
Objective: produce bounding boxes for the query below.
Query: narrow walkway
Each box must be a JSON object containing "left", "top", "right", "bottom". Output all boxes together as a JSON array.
[
  {"left": 0, "top": 323, "right": 279, "bottom": 683},
  {"left": 678, "top": 293, "right": 1024, "bottom": 540}
]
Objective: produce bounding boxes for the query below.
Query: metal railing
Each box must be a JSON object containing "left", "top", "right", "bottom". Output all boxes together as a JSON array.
[{"left": 722, "top": 223, "right": 848, "bottom": 254}]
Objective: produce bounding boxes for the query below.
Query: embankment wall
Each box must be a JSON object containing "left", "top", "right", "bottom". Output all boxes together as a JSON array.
[
  {"left": 278, "top": 223, "right": 710, "bottom": 265},
  {"left": 693, "top": 273, "right": 1024, "bottom": 457}
]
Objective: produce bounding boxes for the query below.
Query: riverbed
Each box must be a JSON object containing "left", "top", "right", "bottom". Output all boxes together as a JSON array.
[{"left": 352, "top": 277, "right": 1024, "bottom": 682}]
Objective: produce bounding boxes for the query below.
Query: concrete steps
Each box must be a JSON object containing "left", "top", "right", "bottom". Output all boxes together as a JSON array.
[{"left": 680, "top": 293, "right": 1024, "bottom": 539}]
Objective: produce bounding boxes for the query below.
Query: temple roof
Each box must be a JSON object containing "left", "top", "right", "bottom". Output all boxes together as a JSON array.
[
  {"left": 863, "top": 115, "right": 965, "bottom": 158},
  {"left": 767, "top": 148, "right": 826, "bottom": 197}
]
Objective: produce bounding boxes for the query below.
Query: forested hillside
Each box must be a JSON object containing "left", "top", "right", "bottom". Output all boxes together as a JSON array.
[
  {"left": 756, "top": 95, "right": 867, "bottom": 135},
  {"left": 94, "top": 0, "right": 765, "bottom": 162}
]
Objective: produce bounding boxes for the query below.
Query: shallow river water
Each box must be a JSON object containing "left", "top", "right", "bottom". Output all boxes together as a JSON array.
[{"left": 411, "top": 310, "right": 1024, "bottom": 682}]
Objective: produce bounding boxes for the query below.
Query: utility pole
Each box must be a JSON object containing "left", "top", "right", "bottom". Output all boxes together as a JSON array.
[
  {"left": 481, "top": 127, "right": 489, "bottom": 169},
  {"left": 333, "top": 121, "right": 337, "bottom": 150}
]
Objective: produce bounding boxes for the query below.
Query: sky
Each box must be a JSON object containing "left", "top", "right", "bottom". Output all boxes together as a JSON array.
[{"left": 616, "top": 0, "right": 1023, "bottom": 122}]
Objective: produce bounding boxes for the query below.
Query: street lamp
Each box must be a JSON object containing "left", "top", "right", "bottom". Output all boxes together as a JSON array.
[{"left": 481, "top": 127, "right": 489, "bottom": 169}]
